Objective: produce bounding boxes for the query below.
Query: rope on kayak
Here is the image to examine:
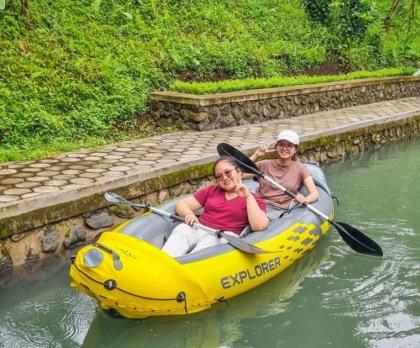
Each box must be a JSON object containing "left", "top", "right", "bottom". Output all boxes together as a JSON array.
[
  {"left": 177, "top": 291, "right": 188, "bottom": 314},
  {"left": 71, "top": 260, "right": 188, "bottom": 309}
]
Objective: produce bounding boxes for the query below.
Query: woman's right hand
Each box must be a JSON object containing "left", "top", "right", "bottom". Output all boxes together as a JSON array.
[{"left": 184, "top": 212, "right": 199, "bottom": 225}]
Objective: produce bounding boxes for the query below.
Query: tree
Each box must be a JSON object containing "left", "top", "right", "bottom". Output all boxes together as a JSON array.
[
  {"left": 385, "top": 0, "right": 418, "bottom": 30},
  {"left": 0, "top": 0, "right": 29, "bottom": 14}
]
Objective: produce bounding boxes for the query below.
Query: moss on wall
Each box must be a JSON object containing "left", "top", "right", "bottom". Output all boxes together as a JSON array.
[{"left": 0, "top": 226, "right": 9, "bottom": 239}]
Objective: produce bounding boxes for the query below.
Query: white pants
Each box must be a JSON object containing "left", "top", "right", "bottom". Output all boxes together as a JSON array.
[{"left": 162, "top": 223, "right": 237, "bottom": 257}]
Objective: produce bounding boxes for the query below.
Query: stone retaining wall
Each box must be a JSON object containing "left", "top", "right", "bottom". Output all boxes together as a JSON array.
[
  {"left": 151, "top": 77, "right": 420, "bottom": 131},
  {"left": 1, "top": 115, "right": 419, "bottom": 273}
]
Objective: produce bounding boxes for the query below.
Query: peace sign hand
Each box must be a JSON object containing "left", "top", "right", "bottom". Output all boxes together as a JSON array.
[
  {"left": 251, "top": 144, "right": 276, "bottom": 161},
  {"left": 232, "top": 176, "right": 251, "bottom": 198}
]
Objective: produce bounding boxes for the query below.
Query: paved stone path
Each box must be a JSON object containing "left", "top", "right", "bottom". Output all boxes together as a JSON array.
[{"left": 1, "top": 97, "right": 420, "bottom": 220}]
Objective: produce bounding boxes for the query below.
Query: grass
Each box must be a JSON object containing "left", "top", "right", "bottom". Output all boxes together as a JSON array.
[
  {"left": 169, "top": 67, "right": 417, "bottom": 94},
  {"left": 0, "top": 124, "right": 185, "bottom": 164}
]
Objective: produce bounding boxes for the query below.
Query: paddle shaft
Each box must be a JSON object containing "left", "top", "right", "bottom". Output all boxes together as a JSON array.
[
  {"left": 137, "top": 204, "right": 226, "bottom": 237},
  {"left": 104, "top": 194, "right": 212, "bottom": 233}
]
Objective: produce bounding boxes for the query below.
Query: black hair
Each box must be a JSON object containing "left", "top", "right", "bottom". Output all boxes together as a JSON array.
[{"left": 213, "top": 156, "right": 239, "bottom": 174}]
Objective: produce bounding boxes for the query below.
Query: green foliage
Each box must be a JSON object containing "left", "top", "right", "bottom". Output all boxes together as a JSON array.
[
  {"left": 302, "top": 0, "right": 374, "bottom": 43},
  {"left": 335, "top": 0, "right": 373, "bottom": 42},
  {"left": 0, "top": 0, "right": 419, "bottom": 163},
  {"left": 300, "top": 0, "right": 420, "bottom": 69},
  {"left": 301, "top": 0, "right": 332, "bottom": 24},
  {"left": 170, "top": 67, "right": 416, "bottom": 94}
]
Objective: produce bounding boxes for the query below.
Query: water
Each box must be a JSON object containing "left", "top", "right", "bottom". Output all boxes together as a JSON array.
[{"left": 1, "top": 139, "right": 419, "bottom": 348}]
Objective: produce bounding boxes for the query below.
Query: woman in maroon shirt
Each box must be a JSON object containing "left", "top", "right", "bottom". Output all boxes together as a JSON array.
[{"left": 162, "top": 157, "right": 268, "bottom": 257}]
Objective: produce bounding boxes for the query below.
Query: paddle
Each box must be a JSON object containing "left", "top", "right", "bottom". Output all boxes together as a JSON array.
[
  {"left": 217, "top": 143, "right": 383, "bottom": 257},
  {"left": 104, "top": 192, "right": 271, "bottom": 254}
]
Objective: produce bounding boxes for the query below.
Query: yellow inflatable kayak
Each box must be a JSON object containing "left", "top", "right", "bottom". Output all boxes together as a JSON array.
[{"left": 69, "top": 162, "right": 333, "bottom": 319}]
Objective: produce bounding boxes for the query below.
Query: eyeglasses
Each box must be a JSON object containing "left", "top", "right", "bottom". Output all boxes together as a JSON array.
[
  {"left": 214, "top": 168, "right": 237, "bottom": 181},
  {"left": 276, "top": 141, "right": 296, "bottom": 149}
]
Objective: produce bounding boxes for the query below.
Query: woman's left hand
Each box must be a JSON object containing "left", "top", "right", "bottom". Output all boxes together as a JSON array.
[{"left": 294, "top": 193, "right": 307, "bottom": 205}]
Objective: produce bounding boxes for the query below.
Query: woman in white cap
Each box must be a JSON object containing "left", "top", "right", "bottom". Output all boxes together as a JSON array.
[{"left": 249, "top": 130, "right": 319, "bottom": 217}]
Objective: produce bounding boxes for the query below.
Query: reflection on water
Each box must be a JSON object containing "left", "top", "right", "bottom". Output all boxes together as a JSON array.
[
  {"left": 1, "top": 139, "right": 420, "bottom": 347},
  {"left": 81, "top": 236, "right": 331, "bottom": 348},
  {"left": 0, "top": 258, "right": 97, "bottom": 348}
]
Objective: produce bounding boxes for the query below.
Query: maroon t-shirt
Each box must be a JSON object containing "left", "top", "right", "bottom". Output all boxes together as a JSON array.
[{"left": 193, "top": 185, "right": 266, "bottom": 234}]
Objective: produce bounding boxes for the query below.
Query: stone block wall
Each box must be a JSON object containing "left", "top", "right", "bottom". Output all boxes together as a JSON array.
[{"left": 151, "top": 77, "right": 420, "bottom": 131}]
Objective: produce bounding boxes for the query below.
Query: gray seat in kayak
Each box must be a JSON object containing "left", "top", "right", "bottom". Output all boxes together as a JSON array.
[{"left": 119, "top": 200, "right": 180, "bottom": 249}]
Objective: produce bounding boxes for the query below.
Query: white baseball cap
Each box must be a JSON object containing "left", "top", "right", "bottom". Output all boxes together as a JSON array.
[{"left": 276, "top": 130, "right": 299, "bottom": 145}]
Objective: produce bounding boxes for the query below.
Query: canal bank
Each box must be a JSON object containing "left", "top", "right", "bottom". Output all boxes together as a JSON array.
[{"left": 1, "top": 96, "right": 420, "bottom": 271}]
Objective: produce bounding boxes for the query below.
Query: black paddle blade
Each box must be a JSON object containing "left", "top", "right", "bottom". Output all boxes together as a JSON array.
[
  {"left": 332, "top": 221, "right": 383, "bottom": 257},
  {"left": 217, "top": 143, "right": 261, "bottom": 175}
]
